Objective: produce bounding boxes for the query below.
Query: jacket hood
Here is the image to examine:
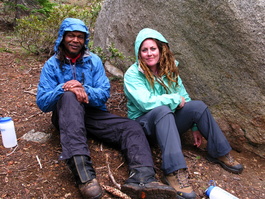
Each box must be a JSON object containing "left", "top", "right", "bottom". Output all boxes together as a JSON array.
[
  {"left": 134, "top": 28, "right": 168, "bottom": 62},
  {"left": 54, "top": 18, "right": 90, "bottom": 53}
]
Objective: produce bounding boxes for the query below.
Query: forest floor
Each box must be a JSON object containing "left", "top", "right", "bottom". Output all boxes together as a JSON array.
[{"left": 0, "top": 27, "right": 264, "bottom": 199}]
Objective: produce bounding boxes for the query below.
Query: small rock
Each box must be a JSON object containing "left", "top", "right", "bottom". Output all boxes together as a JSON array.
[
  {"left": 104, "top": 61, "right": 124, "bottom": 78},
  {"left": 21, "top": 129, "right": 51, "bottom": 143}
]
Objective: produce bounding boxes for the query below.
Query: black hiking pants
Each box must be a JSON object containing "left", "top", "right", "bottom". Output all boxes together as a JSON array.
[{"left": 52, "top": 91, "right": 154, "bottom": 170}]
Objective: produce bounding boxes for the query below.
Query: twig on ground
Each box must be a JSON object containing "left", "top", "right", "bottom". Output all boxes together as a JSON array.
[
  {"left": 102, "top": 185, "right": 131, "bottom": 199},
  {"left": 100, "top": 143, "right": 103, "bottom": 151},
  {"left": 105, "top": 153, "right": 121, "bottom": 190},
  {"left": 115, "top": 161, "right": 125, "bottom": 171},
  {"left": 6, "top": 145, "right": 18, "bottom": 156},
  {"left": 23, "top": 111, "right": 43, "bottom": 121},
  {"left": 36, "top": 155, "right": 43, "bottom": 169},
  {"left": 24, "top": 89, "right": 37, "bottom": 96},
  {"left": 184, "top": 151, "right": 199, "bottom": 159}
]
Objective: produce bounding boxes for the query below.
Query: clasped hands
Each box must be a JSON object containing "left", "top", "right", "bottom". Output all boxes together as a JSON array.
[{"left": 63, "top": 80, "right": 89, "bottom": 104}]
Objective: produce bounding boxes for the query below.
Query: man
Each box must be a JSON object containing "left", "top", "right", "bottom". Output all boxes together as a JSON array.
[{"left": 36, "top": 18, "right": 176, "bottom": 199}]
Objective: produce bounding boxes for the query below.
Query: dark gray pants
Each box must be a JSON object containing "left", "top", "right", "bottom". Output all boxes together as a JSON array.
[
  {"left": 52, "top": 92, "right": 154, "bottom": 170},
  {"left": 136, "top": 100, "right": 231, "bottom": 175}
]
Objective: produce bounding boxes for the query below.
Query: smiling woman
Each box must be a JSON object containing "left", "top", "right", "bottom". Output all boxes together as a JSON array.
[
  {"left": 123, "top": 28, "right": 244, "bottom": 199},
  {"left": 139, "top": 39, "right": 160, "bottom": 71}
]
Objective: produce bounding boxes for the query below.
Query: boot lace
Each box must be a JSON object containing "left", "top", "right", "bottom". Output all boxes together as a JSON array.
[
  {"left": 225, "top": 153, "right": 235, "bottom": 163},
  {"left": 176, "top": 169, "right": 190, "bottom": 189}
]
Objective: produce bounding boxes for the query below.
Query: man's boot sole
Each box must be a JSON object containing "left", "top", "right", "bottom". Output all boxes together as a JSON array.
[{"left": 121, "top": 185, "right": 176, "bottom": 199}]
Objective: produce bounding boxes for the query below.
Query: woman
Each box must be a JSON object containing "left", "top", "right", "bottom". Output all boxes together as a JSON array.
[{"left": 124, "top": 28, "right": 243, "bottom": 199}]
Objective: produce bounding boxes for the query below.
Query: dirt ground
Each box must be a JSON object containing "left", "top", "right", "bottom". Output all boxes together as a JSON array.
[{"left": 0, "top": 28, "right": 264, "bottom": 199}]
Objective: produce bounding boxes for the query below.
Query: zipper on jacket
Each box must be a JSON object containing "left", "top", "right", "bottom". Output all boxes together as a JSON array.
[{"left": 70, "top": 62, "right": 77, "bottom": 80}]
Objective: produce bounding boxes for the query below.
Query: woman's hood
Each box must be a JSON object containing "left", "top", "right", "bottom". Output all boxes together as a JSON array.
[
  {"left": 54, "top": 18, "right": 90, "bottom": 53},
  {"left": 134, "top": 28, "right": 168, "bottom": 62}
]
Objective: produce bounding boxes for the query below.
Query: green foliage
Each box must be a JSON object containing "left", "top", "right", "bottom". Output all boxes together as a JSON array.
[
  {"left": 90, "top": 42, "right": 134, "bottom": 73},
  {"left": 196, "top": 156, "right": 201, "bottom": 160},
  {"left": 14, "top": 0, "right": 130, "bottom": 69},
  {"left": 90, "top": 43, "right": 124, "bottom": 63},
  {"left": 15, "top": 3, "right": 100, "bottom": 55},
  {"left": 0, "top": 0, "right": 56, "bottom": 25},
  {"left": 31, "top": 0, "right": 57, "bottom": 16}
]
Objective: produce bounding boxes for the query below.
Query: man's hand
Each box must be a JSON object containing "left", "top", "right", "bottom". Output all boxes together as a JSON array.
[
  {"left": 63, "top": 80, "right": 89, "bottom": 104},
  {"left": 63, "top": 80, "right": 83, "bottom": 90},
  {"left": 193, "top": 130, "right": 203, "bottom": 147}
]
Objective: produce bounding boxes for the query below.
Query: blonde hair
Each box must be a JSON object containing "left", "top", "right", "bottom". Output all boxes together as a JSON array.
[{"left": 139, "top": 39, "right": 179, "bottom": 93}]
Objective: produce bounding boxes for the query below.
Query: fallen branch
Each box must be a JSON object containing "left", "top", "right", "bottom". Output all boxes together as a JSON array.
[
  {"left": 116, "top": 161, "right": 125, "bottom": 171},
  {"left": 22, "top": 111, "right": 43, "bottom": 121},
  {"left": 36, "top": 155, "right": 43, "bottom": 169},
  {"left": 24, "top": 88, "right": 37, "bottom": 96},
  {"left": 102, "top": 185, "right": 131, "bottom": 199},
  {"left": 6, "top": 145, "right": 18, "bottom": 156},
  {"left": 105, "top": 153, "right": 121, "bottom": 190}
]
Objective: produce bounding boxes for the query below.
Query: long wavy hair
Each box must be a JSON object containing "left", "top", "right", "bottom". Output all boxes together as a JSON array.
[{"left": 138, "top": 39, "right": 179, "bottom": 93}]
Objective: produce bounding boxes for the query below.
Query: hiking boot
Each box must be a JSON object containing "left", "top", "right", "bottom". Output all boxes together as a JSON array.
[
  {"left": 66, "top": 155, "right": 103, "bottom": 198},
  {"left": 121, "top": 181, "right": 176, "bottom": 199},
  {"left": 164, "top": 169, "right": 196, "bottom": 199},
  {"left": 207, "top": 153, "right": 243, "bottom": 174},
  {"left": 79, "top": 178, "right": 103, "bottom": 199}
]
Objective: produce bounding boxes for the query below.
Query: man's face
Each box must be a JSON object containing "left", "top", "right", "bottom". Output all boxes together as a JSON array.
[{"left": 62, "top": 31, "right": 85, "bottom": 58}]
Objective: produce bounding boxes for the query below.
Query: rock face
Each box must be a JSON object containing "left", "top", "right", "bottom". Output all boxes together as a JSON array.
[{"left": 94, "top": 0, "right": 265, "bottom": 157}]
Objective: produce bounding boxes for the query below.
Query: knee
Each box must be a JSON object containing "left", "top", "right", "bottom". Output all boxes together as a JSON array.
[
  {"left": 126, "top": 120, "right": 143, "bottom": 133},
  {"left": 57, "top": 91, "right": 81, "bottom": 110},
  {"left": 187, "top": 100, "right": 207, "bottom": 110},
  {"left": 152, "top": 105, "right": 172, "bottom": 115},
  {"left": 59, "top": 91, "right": 77, "bottom": 103},
  {"left": 61, "top": 91, "right": 76, "bottom": 99}
]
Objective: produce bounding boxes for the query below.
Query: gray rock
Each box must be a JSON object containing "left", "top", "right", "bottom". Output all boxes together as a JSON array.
[
  {"left": 21, "top": 129, "right": 51, "bottom": 143},
  {"left": 94, "top": 0, "right": 265, "bottom": 157},
  {"left": 104, "top": 61, "right": 124, "bottom": 77}
]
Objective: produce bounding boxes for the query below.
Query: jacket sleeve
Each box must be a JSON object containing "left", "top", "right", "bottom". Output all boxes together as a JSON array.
[
  {"left": 83, "top": 55, "right": 110, "bottom": 109},
  {"left": 36, "top": 60, "right": 64, "bottom": 112},
  {"left": 124, "top": 67, "right": 191, "bottom": 113}
]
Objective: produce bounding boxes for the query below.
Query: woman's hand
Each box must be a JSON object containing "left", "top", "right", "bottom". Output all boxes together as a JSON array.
[
  {"left": 177, "top": 96, "right": 186, "bottom": 109},
  {"left": 193, "top": 130, "right": 203, "bottom": 147}
]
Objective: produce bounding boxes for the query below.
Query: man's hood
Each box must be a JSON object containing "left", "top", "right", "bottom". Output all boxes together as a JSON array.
[
  {"left": 134, "top": 28, "right": 168, "bottom": 62},
  {"left": 54, "top": 18, "right": 89, "bottom": 53}
]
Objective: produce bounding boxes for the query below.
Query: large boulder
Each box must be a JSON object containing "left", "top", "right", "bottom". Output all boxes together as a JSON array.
[{"left": 93, "top": 0, "right": 265, "bottom": 157}]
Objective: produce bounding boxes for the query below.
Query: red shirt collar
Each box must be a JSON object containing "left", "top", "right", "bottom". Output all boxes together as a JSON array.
[{"left": 66, "top": 53, "right": 81, "bottom": 63}]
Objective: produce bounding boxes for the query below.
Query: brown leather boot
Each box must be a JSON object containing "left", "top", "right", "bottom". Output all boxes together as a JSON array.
[
  {"left": 79, "top": 178, "right": 103, "bottom": 199},
  {"left": 66, "top": 155, "right": 103, "bottom": 199},
  {"left": 207, "top": 153, "right": 243, "bottom": 174},
  {"left": 164, "top": 169, "right": 196, "bottom": 199}
]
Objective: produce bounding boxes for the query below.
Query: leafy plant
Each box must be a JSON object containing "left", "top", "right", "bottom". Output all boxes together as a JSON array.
[
  {"left": 14, "top": 0, "right": 131, "bottom": 72},
  {"left": 0, "top": 0, "right": 56, "bottom": 25},
  {"left": 15, "top": 3, "right": 100, "bottom": 56},
  {"left": 90, "top": 42, "right": 133, "bottom": 72},
  {"left": 31, "top": 0, "right": 56, "bottom": 16}
]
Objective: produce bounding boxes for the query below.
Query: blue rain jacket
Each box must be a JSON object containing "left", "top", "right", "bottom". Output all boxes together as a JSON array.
[
  {"left": 124, "top": 28, "right": 191, "bottom": 120},
  {"left": 36, "top": 18, "right": 110, "bottom": 112}
]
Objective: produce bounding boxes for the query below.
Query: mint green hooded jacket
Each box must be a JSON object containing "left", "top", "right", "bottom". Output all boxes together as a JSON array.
[{"left": 124, "top": 28, "right": 191, "bottom": 120}]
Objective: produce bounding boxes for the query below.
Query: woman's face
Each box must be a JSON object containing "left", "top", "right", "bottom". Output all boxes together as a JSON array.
[{"left": 139, "top": 39, "right": 160, "bottom": 68}]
